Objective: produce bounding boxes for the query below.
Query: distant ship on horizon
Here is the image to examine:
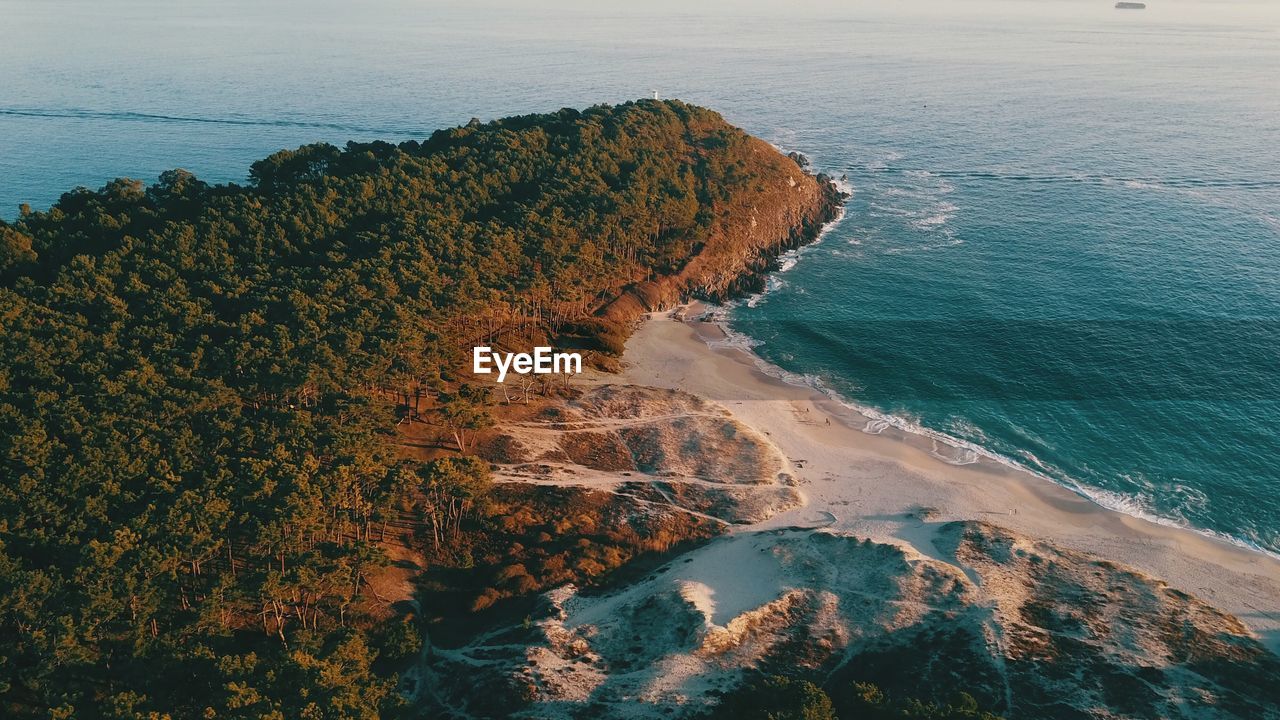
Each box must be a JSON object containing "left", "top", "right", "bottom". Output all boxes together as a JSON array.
[{"left": 1115, "top": 1, "right": 1147, "bottom": 8}]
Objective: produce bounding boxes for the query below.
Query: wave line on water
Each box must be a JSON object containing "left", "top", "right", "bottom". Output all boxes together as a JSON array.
[
  {"left": 705, "top": 310, "right": 1280, "bottom": 561},
  {"left": 880, "top": 167, "right": 1280, "bottom": 191},
  {"left": 704, "top": 160, "right": 1280, "bottom": 562},
  {"left": 0, "top": 107, "right": 429, "bottom": 137}
]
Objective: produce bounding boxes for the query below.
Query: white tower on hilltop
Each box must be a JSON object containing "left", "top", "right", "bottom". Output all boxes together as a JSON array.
[{"left": 651, "top": 89, "right": 660, "bottom": 100}]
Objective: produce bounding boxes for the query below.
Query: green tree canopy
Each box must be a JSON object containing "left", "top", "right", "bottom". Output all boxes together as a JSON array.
[{"left": 0, "top": 99, "right": 812, "bottom": 717}]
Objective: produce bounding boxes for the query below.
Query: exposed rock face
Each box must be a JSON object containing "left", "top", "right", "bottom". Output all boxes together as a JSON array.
[
  {"left": 598, "top": 139, "right": 845, "bottom": 323},
  {"left": 418, "top": 522, "right": 1280, "bottom": 719}
]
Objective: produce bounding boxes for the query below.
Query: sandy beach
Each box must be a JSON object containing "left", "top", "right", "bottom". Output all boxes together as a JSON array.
[{"left": 594, "top": 306, "right": 1280, "bottom": 651}]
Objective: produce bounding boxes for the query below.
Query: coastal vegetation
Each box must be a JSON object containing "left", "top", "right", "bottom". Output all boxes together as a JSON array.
[
  {"left": 0, "top": 100, "right": 838, "bottom": 717},
  {"left": 706, "top": 674, "right": 1003, "bottom": 720}
]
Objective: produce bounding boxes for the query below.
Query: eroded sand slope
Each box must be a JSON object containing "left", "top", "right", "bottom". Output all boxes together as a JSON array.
[
  {"left": 417, "top": 314, "right": 1280, "bottom": 719},
  {"left": 425, "top": 520, "right": 1279, "bottom": 719}
]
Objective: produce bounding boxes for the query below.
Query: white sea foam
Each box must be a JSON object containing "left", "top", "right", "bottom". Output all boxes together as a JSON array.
[
  {"left": 763, "top": 140, "right": 856, "bottom": 200},
  {"left": 866, "top": 150, "right": 902, "bottom": 173},
  {"left": 1101, "top": 173, "right": 1213, "bottom": 202},
  {"left": 694, "top": 187, "right": 1280, "bottom": 561},
  {"left": 869, "top": 202, "right": 916, "bottom": 218},
  {"left": 903, "top": 169, "right": 956, "bottom": 195},
  {"left": 931, "top": 440, "right": 980, "bottom": 465},
  {"left": 745, "top": 275, "right": 786, "bottom": 308},
  {"left": 909, "top": 202, "right": 958, "bottom": 230},
  {"left": 946, "top": 416, "right": 991, "bottom": 444},
  {"left": 700, "top": 306, "right": 764, "bottom": 352},
  {"left": 831, "top": 175, "right": 855, "bottom": 197},
  {"left": 704, "top": 317, "right": 1280, "bottom": 560},
  {"left": 729, "top": 187, "right": 849, "bottom": 309},
  {"left": 862, "top": 419, "right": 890, "bottom": 434},
  {"left": 1123, "top": 179, "right": 1160, "bottom": 191},
  {"left": 1015, "top": 449, "right": 1054, "bottom": 475},
  {"left": 867, "top": 165, "right": 960, "bottom": 245},
  {"left": 1060, "top": 482, "right": 1277, "bottom": 558},
  {"left": 1172, "top": 482, "right": 1210, "bottom": 511},
  {"left": 694, "top": 158, "right": 1280, "bottom": 561}
]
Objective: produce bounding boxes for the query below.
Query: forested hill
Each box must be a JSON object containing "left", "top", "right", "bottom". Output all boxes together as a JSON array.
[{"left": 0, "top": 100, "right": 841, "bottom": 717}]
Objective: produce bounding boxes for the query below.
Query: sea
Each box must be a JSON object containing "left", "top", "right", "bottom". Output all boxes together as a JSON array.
[{"left": 4, "top": 0, "right": 1279, "bottom": 554}]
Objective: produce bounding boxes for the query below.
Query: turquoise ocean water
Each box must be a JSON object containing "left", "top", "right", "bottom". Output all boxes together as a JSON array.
[{"left": 4, "top": 0, "right": 1279, "bottom": 552}]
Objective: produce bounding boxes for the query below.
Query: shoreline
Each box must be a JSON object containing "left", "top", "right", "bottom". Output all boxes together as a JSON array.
[
  {"left": 702, "top": 300, "right": 1280, "bottom": 564},
  {"left": 593, "top": 306, "right": 1280, "bottom": 651}
]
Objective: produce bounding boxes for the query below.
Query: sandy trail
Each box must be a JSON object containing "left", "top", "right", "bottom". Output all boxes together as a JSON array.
[
  {"left": 418, "top": 311, "right": 1280, "bottom": 717},
  {"left": 581, "top": 307, "right": 1280, "bottom": 650}
]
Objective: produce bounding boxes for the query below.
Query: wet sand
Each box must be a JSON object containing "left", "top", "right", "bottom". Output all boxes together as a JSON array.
[{"left": 594, "top": 307, "right": 1280, "bottom": 650}]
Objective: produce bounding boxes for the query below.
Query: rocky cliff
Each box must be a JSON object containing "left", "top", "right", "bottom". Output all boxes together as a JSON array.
[{"left": 598, "top": 138, "right": 845, "bottom": 323}]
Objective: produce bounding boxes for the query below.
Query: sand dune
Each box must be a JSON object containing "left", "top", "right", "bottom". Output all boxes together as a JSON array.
[
  {"left": 604, "top": 309, "right": 1280, "bottom": 651},
  {"left": 419, "top": 308, "right": 1280, "bottom": 719}
]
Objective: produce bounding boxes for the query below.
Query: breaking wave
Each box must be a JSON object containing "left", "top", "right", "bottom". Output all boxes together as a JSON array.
[
  {"left": 700, "top": 310, "right": 1280, "bottom": 561},
  {"left": 695, "top": 157, "right": 1280, "bottom": 562}
]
